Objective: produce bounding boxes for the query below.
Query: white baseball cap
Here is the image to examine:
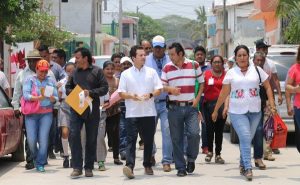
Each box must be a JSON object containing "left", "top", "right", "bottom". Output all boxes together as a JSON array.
[
  {"left": 120, "top": 56, "right": 133, "bottom": 65},
  {"left": 152, "top": 35, "right": 165, "bottom": 48}
]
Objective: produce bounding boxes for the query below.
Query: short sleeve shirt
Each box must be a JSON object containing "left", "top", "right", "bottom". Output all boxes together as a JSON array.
[
  {"left": 0, "top": 71, "right": 10, "bottom": 90},
  {"left": 161, "top": 59, "right": 204, "bottom": 101},
  {"left": 223, "top": 65, "right": 268, "bottom": 114},
  {"left": 118, "top": 66, "right": 163, "bottom": 118},
  {"left": 288, "top": 63, "right": 300, "bottom": 108},
  {"left": 203, "top": 70, "right": 226, "bottom": 102}
]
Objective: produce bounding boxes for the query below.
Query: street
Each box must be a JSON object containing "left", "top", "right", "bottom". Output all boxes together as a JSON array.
[{"left": 0, "top": 128, "right": 299, "bottom": 185}]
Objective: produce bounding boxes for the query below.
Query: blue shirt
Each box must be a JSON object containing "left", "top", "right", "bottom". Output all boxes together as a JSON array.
[
  {"left": 145, "top": 53, "right": 171, "bottom": 101},
  {"left": 23, "top": 76, "right": 58, "bottom": 108}
]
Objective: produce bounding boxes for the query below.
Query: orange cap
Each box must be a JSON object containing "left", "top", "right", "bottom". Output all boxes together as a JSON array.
[{"left": 36, "top": 60, "right": 50, "bottom": 71}]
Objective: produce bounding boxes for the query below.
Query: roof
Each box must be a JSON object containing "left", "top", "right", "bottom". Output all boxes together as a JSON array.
[{"left": 214, "top": 0, "right": 253, "bottom": 7}]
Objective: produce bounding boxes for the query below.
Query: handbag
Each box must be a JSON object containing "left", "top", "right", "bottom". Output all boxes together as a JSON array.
[
  {"left": 263, "top": 115, "right": 274, "bottom": 142},
  {"left": 21, "top": 81, "right": 40, "bottom": 115},
  {"left": 270, "top": 114, "right": 287, "bottom": 149},
  {"left": 255, "top": 66, "right": 268, "bottom": 107}
]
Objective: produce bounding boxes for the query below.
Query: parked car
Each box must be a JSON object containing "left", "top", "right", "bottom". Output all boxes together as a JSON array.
[
  {"left": 93, "top": 55, "right": 111, "bottom": 68},
  {"left": 230, "top": 45, "right": 299, "bottom": 144},
  {"left": 0, "top": 87, "right": 24, "bottom": 161}
]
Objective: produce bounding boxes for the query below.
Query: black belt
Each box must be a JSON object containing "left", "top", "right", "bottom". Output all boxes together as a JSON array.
[
  {"left": 154, "top": 99, "right": 166, "bottom": 103},
  {"left": 169, "top": 101, "right": 193, "bottom": 107}
]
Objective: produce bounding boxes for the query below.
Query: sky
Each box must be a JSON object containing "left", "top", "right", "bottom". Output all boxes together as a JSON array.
[{"left": 107, "top": 0, "right": 214, "bottom": 20}]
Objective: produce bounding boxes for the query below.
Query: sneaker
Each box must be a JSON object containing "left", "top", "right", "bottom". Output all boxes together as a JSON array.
[
  {"left": 163, "top": 164, "right": 171, "bottom": 172},
  {"left": 123, "top": 166, "right": 135, "bottom": 179},
  {"left": 98, "top": 161, "right": 106, "bottom": 171},
  {"left": 205, "top": 152, "right": 213, "bottom": 162},
  {"left": 36, "top": 166, "right": 45, "bottom": 172},
  {"left": 48, "top": 151, "right": 56, "bottom": 159},
  {"left": 202, "top": 147, "right": 208, "bottom": 154},
  {"left": 177, "top": 170, "right": 187, "bottom": 177},
  {"left": 263, "top": 154, "right": 275, "bottom": 161},
  {"left": 25, "top": 161, "right": 35, "bottom": 170},
  {"left": 85, "top": 169, "right": 93, "bottom": 177},
  {"left": 215, "top": 155, "right": 225, "bottom": 164},
  {"left": 70, "top": 169, "right": 83, "bottom": 179},
  {"left": 186, "top": 162, "right": 195, "bottom": 173},
  {"left": 63, "top": 156, "right": 70, "bottom": 168}
]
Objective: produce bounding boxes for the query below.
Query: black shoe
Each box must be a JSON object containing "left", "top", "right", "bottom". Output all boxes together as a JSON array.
[
  {"left": 186, "top": 162, "right": 195, "bottom": 173},
  {"left": 177, "top": 170, "right": 187, "bottom": 177},
  {"left": 48, "top": 151, "right": 56, "bottom": 159},
  {"left": 114, "top": 159, "right": 123, "bottom": 165},
  {"left": 25, "top": 161, "right": 35, "bottom": 170},
  {"left": 63, "top": 156, "right": 70, "bottom": 168}
]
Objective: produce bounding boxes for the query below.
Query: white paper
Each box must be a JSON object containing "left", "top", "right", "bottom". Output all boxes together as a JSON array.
[
  {"left": 44, "top": 85, "right": 54, "bottom": 97},
  {"left": 79, "top": 91, "right": 85, "bottom": 108},
  {"left": 208, "top": 78, "right": 214, "bottom": 85}
]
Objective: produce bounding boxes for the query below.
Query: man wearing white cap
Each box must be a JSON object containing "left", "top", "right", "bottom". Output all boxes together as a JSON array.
[{"left": 145, "top": 35, "right": 173, "bottom": 172}]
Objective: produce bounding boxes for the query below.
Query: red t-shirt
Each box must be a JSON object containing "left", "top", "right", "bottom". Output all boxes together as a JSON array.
[
  {"left": 288, "top": 63, "right": 300, "bottom": 108},
  {"left": 203, "top": 69, "right": 226, "bottom": 102}
]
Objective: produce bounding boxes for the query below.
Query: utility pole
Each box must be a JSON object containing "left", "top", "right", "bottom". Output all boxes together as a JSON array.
[
  {"left": 223, "top": 0, "right": 227, "bottom": 57},
  {"left": 58, "top": 0, "right": 61, "bottom": 30},
  {"left": 119, "top": 0, "right": 123, "bottom": 52},
  {"left": 90, "top": 0, "right": 96, "bottom": 55},
  {"left": 136, "top": 6, "right": 139, "bottom": 44}
]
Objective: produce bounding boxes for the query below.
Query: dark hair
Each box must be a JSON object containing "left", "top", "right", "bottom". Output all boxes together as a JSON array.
[
  {"left": 129, "top": 45, "right": 144, "bottom": 58},
  {"left": 53, "top": 49, "right": 66, "bottom": 61},
  {"left": 119, "top": 52, "right": 125, "bottom": 58},
  {"left": 74, "top": 47, "right": 93, "bottom": 64},
  {"left": 103, "top": 61, "right": 114, "bottom": 69},
  {"left": 64, "top": 62, "right": 76, "bottom": 69},
  {"left": 38, "top": 45, "right": 49, "bottom": 53},
  {"left": 297, "top": 46, "right": 300, "bottom": 61},
  {"left": 194, "top": 46, "right": 206, "bottom": 55},
  {"left": 111, "top": 53, "right": 122, "bottom": 62},
  {"left": 168, "top": 42, "right": 185, "bottom": 56},
  {"left": 140, "top": 40, "right": 151, "bottom": 45},
  {"left": 234, "top": 45, "right": 249, "bottom": 57},
  {"left": 210, "top": 55, "right": 224, "bottom": 64}
]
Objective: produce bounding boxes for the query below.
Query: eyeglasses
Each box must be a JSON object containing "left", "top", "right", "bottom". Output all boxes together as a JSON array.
[{"left": 212, "top": 61, "right": 222, "bottom": 64}]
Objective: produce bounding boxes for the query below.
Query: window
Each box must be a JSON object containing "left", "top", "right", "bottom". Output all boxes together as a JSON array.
[{"left": 122, "top": 24, "right": 130, "bottom": 38}]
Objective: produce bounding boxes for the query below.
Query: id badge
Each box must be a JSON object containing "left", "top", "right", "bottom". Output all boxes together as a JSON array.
[{"left": 208, "top": 78, "right": 214, "bottom": 85}]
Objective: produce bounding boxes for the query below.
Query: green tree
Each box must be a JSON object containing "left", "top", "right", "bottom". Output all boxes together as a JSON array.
[
  {"left": 125, "top": 12, "right": 166, "bottom": 42},
  {"left": 12, "top": 12, "right": 74, "bottom": 48},
  {"left": 185, "top": 6, "right": 207, "bottom": 46},
  {"left": 275, "top": 0, "right": 300, "bottom": 43}
]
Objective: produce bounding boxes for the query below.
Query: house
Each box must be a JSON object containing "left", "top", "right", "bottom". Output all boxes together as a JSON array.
[{"left": 208, "top": 0, "right": 264, "bottom": 57}]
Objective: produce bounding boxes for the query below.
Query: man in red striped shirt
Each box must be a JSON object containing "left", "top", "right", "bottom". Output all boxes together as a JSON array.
[{"left": 161, "top": 42, "right": 204, "bottom": 177}]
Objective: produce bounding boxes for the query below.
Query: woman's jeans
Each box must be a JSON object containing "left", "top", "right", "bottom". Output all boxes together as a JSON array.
[
  {"left": 229, "top": 111, "right": 262, "bottom": 170},
  {"left": 25, "top": 112, "right": 53, "bottom": 167}
]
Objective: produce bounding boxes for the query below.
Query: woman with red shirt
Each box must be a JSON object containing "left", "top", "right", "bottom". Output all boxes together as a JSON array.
[{"left": 199, "top": 55, "right": 228, "bottom": 164}]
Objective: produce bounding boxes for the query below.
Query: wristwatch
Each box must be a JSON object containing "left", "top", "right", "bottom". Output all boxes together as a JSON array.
[{"left": 149, "top": 93, "right": 153, "bottom": 98}]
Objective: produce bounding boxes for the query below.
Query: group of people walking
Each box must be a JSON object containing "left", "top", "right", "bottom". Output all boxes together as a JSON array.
[{"left": 10, "top": 36, "right": 300, "bottom": 181}]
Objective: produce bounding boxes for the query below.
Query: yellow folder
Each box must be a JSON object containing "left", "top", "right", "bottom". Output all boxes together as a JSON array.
[{"left": 65, "top": 85, "right": 93, "bottom": 115}]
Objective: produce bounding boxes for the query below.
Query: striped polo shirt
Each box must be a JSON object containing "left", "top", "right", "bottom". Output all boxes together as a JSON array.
[{"left": 161, "top": 59, "right": 204, "bottom": 102}]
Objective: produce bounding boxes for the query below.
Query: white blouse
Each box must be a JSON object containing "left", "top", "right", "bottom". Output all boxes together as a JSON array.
[{"left": 223, "top": 65, "right": 269, "bottom": 114}]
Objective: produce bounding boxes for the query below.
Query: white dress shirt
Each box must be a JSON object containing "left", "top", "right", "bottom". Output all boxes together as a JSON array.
[{"left": 118, "top": 65, "right": 163, "bottom": 118}]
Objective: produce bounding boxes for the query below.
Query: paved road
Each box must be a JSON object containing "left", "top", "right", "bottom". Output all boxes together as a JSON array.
[{"left": 0, "top": 130, "right": 300, "bottom": 185}]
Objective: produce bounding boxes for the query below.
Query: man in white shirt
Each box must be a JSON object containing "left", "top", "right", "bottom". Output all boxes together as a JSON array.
[
  {"left": 118, "top": 45, "right": 162, "bottom": 179},
  {"left": 0, "top": 70, "right": 10, "bottom": 96},
  {"left": 255, "top": 39, "right": 283, "bottom": 156}
]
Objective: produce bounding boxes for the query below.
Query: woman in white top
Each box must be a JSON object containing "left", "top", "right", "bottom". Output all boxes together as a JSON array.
[{"left": 211, "top": 45, "right": 276, "bottom": 181}]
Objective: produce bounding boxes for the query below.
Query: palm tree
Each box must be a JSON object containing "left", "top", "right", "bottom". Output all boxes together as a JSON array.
[
  {"left": 275, "top": 0, "right": 300, "bottom": 43},
  {"left": 185, "top": 6, "right": 207, "bottom": 47}
]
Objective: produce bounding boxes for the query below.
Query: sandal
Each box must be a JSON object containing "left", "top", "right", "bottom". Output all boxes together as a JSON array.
[
  {"left": 215, "top": 155, "right": 225, "bottom": 164},
  {"left": 205, "top": 152, "right": 213, "bottom": 162},
  {"left": 255, "top": 159, "right": 266, "bottom": 170}
]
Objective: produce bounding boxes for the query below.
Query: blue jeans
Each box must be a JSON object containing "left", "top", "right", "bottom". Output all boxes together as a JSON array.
[
  {"left": 25, "top": 112, "right": 53, "bottom": 167},
  {"left": 168, "top": 105, "right": 200, "bottom": 171},
  {"left": 152, "top": 101, "right": 173, "bottom": 164},
  {"left": 230, "top": 111, "right": 262, "bottom": 170},
  {"left": 119, "top": 111, "right": 127, "bottom": 154},
  {"left": 253, "top": 113, "right": 264, "bottom": 159}
]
